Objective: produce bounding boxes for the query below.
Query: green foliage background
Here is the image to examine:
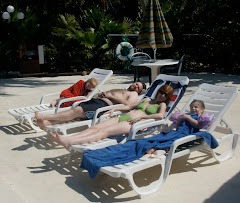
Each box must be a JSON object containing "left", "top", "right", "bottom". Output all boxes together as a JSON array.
[{"left": 0, "top": 0, "right": 239, "bottom": 75}]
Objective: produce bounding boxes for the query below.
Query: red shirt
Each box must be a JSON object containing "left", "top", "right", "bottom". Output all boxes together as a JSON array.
[{"left": 60, "top": 80, "right": 91, "bottom": 107}]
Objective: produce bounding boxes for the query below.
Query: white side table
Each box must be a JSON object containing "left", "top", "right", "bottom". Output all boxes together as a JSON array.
[{"left": 132, "top": 59, "right": 179, "bottom": 82}]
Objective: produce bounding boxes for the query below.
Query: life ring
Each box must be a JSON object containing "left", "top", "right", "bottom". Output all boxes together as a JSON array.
[{"left": 116, "top": 42, "right": 134, "bottom": 61}]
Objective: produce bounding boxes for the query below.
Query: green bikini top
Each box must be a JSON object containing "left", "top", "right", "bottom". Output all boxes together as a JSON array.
[{"left": 136, "top": 101, "right": 158, "bottom": 115}]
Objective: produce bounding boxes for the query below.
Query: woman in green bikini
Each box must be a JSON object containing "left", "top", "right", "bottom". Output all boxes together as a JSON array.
[{"left": 49, "top": 85, "right": 174, "bottom": 149}]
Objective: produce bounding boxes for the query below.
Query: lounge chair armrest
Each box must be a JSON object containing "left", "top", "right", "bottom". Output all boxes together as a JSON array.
[
  {"left": 164, "top": 135, "right": 201, "bottom": 177},
  {"left": 91, "top": 104, "right": 125, "bottom": 125},
  {"left": 71, "top": 97, "right": 94, "bottom": 109},
  {"left": 167, "top": 135, "right": 201, "bottom": 161},
  {"left": 168, "top": 135, "right": 200, "bottom": 154},
  {"left": 54, "top": 96, "right": 89, "bottom": 113},
  {"left": 40, "top": 92, "right": 61, "bottom": 104},
  {"left": 55, "top": 96, "right": 88, "bottom": 112},
  {"left": 128, "top": 119, "right": 169, "bottom": 140}
]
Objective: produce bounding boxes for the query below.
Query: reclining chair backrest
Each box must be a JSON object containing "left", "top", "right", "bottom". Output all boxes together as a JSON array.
[
  {"left": 83, "top": 68, "right": 113, "bottom": 99},
  {"left": 133, "top": 74, "right": 189, "bottom": 137},
  {"left": 144, "top": 74, "right": 189, "bottom": 119},
  {"left": 160, "top": 55, "right": 185, "bottom": 76},
  {"left": 180, "top": 83, "right": 238, "bottom": 133}
]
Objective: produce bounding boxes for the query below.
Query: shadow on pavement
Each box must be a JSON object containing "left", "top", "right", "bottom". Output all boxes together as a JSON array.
[{"left": 205, "top": 171, "right": 240, "bottom": 203}]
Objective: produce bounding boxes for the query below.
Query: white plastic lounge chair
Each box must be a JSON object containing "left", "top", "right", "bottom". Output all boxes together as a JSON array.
[
  {"left": 67, "top": 74, "right": 189, "bottom": 156},
  {"left": 8, "top": 68, "right": 113, "bottom": 132},
  {"left": 98, "top": 83, "right": 239, "bottom": 198}
]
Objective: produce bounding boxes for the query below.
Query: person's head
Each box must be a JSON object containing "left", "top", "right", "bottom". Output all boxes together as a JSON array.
[
  {"left": 190, "top": 100, "right": 205, "bottom": 116},
  {"left": 85, "top": 78, "right": 98, "bottom": 90},
  {"left": 155, "top": 85, "right": 174, "bottom": 104},
  {"left": 128, "top": 81, "right": 146, "bottom": 94}
]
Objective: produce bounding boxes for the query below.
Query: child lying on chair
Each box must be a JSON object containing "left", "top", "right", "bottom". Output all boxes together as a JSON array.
[{"left": 80, "top": 100, "right": 218, "bottom": 178}]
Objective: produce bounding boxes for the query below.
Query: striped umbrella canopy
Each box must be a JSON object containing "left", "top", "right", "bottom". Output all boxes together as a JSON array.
[{"left": 136, "top": 0, "right": 173, "bottom": 60}]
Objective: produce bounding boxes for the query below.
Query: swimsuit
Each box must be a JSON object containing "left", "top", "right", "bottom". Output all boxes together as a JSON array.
[
  {"left": 118, "top": 101, "right": 158, "bottom": 122},
  {"left": 79, "top": 98, "right": 109, "bottom": 119},
  {"left": 136, "top": 101, "right": 158, "bottom": 115},
  {"left": 118, "top": 115, "right": 133, "bottom": 122}
]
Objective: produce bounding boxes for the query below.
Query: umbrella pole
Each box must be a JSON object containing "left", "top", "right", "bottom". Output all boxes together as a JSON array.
[{"left": 153, "top": 48, "right": 157, "bottom": 61}]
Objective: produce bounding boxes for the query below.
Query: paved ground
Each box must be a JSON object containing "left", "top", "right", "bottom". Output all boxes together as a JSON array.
[{"left": 0, "top": 72, "right": 240, "bottom": 203}]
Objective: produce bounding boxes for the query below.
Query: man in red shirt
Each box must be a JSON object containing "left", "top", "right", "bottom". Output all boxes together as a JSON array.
[{"left": 50, "top": 78, "right": 98, "bottom": 108}]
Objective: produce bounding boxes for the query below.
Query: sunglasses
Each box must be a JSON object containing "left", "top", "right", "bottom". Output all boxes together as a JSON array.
[{"left": 158, "top": 90, "right": 169, "bottom": 98}]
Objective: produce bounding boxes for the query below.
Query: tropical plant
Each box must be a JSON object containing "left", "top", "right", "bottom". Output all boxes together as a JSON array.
[{"left": 47, "top": 5, "right": 136, "bottom": 72}]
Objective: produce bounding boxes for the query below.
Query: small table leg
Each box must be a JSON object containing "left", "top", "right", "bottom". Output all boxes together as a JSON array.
[
  {"left": 149, "top": 73, "right": 152, "bottom": 85},
  {"left": 150, "top": 67, "right": 158, "bottom": 82},
  {"left": 134, "top": 67, "right": 140, "bottom": 82},
  {"left": 149, "top": 66, "right": 163, "bottom": 82}
]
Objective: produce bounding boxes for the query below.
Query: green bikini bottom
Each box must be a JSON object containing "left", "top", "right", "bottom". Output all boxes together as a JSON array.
[{"left": 118, "top": 114, "right": 133, "bottom": 123}]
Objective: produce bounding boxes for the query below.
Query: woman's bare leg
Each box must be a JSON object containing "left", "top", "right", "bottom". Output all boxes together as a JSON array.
[
  {"left": 49, "top": 117, "right": 120, "bottom": 148},
  {"left": 73, "top": 121, "right": 132, "bottom": 143},
  {"left": 49, "top": 117, "right": 131, "bottom": 148},
  {"left": 68, "top": 117, "right": 121, "bottom": 139},
  {"left": 49, "top": 117, "right": 119, "bottom": 143},
  {"left": 49, "top": 132, "right": 70, "bottom": 149},
  {"left": 49, "top": 128, "right": 100, "bottom": 149},
  {"left": 54, "top": 119, "right": 132, "bottom": 148},
  {"left": 54, "top": 116, "right": 122, "bottom": 140}
]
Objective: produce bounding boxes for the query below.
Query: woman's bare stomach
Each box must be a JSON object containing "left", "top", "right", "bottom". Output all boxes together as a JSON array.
[{"left": 125, "top": 110, "right": 147, "bottom": 118}]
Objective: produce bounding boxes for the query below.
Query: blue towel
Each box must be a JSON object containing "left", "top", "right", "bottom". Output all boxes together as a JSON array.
[{"left": 80, "top": 114, "right": 219, "bottom": 178}]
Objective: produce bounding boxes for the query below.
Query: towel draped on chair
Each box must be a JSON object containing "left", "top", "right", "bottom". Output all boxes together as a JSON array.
[{"left": 81, "top": 114, "right": 219, "bottom": 178}]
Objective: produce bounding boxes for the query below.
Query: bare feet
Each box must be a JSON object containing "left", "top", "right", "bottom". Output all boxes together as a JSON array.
[
  {"left": 50, "top": 99, "right": 57, "bottom": 108},
  {"left": 144, "top": 148, "right": 166, "bottom": 158},
  {"left": 146, "top": 148, "right": 156, "bottom": 154},
  {"left": 36, "top": 118, "right": 46, "bottom": 130},
  {"left": 49, "top": 131, "right": 60, "bottom": 144},
  {"left": 35, "top": 112, "right": 44, "bottom": 120},
  {"left": 49, "top": 132, "right": 71, "bottom": 150}
]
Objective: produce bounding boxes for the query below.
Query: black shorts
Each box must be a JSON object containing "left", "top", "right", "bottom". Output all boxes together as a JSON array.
[{"left": 79, "top": 98, "right": 109, "bottom": 119}]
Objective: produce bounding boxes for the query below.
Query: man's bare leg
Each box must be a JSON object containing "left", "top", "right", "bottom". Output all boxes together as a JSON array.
[
  {"left": 37, "top": 119, "right": 66, "bottom": 130},
  {"left": 35, "top": 106, "right": 87, "bottom": 121},
  {"left": 35, "top": 106, "right": 87, "bottom": 130}
]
